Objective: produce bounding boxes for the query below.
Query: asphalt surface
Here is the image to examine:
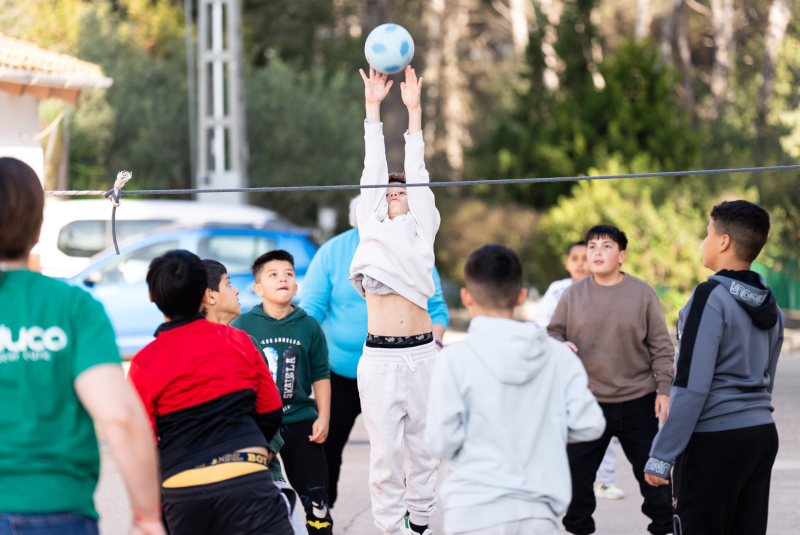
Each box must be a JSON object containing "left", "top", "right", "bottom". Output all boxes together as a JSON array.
[{"left": 96, "top": 355, "right": 800, "bottom": 534}]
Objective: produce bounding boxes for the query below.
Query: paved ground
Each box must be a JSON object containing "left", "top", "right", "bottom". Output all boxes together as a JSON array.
[{"left": 96, "top": 355, "right": 800, "bottom": 534}]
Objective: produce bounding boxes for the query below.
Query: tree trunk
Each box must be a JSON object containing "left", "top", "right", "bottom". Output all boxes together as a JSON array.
[
  {"left": 709, "top": 0, "right": 733, "bottom": 121},
  {"left": 675, "top": 0, "right": 694, "bottom": 110},
  {"left": 509, "top": 0, "right": 531, "bottom": 56},
  {"left": 635, "top": 0, "right": 652, "bottom": 40},
  {"left": 660, "top": 0, "right": 676, "bottom": 64},
  {"left": 440, "top": 0, "right": 471, "bottom": 181},
  {"left": 758, "top": 0, "right": 792, "bottom": 134}
]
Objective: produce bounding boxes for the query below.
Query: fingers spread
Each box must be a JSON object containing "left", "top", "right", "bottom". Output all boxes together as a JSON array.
[{"left": 359, "top": 69, "right": 369, "bottom": 84}]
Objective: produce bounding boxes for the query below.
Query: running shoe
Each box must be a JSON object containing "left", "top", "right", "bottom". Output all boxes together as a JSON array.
[
  {"left": 401, "top": 516, "right": 434, "bottom": 535},
  {"left": 594, "top": 483, "right": 626, "bottom": 500}
]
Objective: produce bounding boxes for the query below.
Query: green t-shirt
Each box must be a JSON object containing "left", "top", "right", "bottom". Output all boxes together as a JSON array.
[{"left": 0, "top": 270, "right": 120, "bottom": 519}]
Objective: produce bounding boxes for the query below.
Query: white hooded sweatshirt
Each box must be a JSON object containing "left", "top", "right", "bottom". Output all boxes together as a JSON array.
[{"left": 424, "top": 316, "right": 605, "bottom": 533}]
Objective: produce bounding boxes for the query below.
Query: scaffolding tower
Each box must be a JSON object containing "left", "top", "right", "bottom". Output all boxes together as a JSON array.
[{"left": 196, "top": 0, "right": 247, "bottom": 204}]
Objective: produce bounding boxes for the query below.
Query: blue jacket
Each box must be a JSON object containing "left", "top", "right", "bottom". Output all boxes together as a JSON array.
[{"left": 300, "top": 228, "right": 449, "bottom": 379}]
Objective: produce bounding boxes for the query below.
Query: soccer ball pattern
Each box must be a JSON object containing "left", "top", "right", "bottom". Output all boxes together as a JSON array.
[{"left": 365, "top": 23, "right": 415, "bottom": 75}]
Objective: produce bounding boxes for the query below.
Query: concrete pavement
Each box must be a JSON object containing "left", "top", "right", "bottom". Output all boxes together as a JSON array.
[{"left": 96, "top": 355, "right": 800, "bottom": 534}]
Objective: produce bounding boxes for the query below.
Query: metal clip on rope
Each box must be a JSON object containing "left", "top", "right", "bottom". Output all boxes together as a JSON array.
[{"left": 102, "top": 171, "right": 133, "bottom": 255}]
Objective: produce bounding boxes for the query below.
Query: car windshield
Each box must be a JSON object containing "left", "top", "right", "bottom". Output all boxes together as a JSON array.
[
  {"left": 95, "top": 240, "right": 179, "bottom": 284},
  {"left": 197, "top": 235, "right": 276, "bottom": 274},
  {"left": 58, "top": 219, "right": 173, "bottom": 257}
]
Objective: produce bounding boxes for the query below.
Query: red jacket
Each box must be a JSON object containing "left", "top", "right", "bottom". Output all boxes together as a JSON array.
[{"left": 129, "top": 315, "right": 282, "bottom": 479}]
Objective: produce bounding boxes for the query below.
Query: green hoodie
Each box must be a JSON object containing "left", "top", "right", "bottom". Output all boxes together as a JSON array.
[{"left": 232, "top": 305, "right": 329, "bottom": 425}]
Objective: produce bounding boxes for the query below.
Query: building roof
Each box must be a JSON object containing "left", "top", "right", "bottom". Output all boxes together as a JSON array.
[{"left": 0, "top": 32, "right": 113, "bottom": 103}]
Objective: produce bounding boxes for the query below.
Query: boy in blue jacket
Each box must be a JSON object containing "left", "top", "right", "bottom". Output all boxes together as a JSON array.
[{"left": 645, "top": 200, "right": 784, "bottom": 535}]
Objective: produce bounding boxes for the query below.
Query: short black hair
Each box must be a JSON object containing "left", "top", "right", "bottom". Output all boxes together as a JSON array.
[
  {"left": 710, "top": 200, "right": 770, "bottom": 262},
  {"left": 585, "top": 225, "right": 628, "bottom": 251},
  {"left": 464, "top": 244, "right": 523, "bottom": 310},
  {"left": 252, "top": 249, "right": 294, "bottom": 280},
  {"left": 567, "top": 241, "right": 586, "bottom": 255},
  {"left": 147, "top": 250, "right": 208, "bottom": 321},
  {"left": 202, "top": 259, "right": 227, "bottom": 291}
]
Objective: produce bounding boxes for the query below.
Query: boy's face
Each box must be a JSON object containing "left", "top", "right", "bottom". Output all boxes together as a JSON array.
[
  {"left": 702, "top": 218, "right": 723, "bottom": 270},
  {"left": 565, "top": 245, "right": 589, "bottom": 281},
  {"left": 254, "top": 260, "right": 297, "bottom": 305},
  {"left": 587, "top": 236, "right": 626, "bottom": 277},
  {"left": 204, "top": 273, "right": 241, "bottom": 324},
  {"left": 387, "top": 183, "right": 410, "bottom": 219}
]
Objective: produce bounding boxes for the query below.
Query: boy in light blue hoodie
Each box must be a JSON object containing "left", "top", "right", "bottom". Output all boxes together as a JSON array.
[{"left": 424, "top": 245, "right": 606, "bottom": 535}]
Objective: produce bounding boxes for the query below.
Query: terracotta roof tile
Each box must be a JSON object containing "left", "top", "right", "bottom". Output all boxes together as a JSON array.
[{"left": 0, "top": 32, "right": 105, "bottom": 78}]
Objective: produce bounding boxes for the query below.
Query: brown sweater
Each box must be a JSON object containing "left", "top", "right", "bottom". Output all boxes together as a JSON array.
[{"left": 547, "top": 273, "right": 674, "bottom": 403}]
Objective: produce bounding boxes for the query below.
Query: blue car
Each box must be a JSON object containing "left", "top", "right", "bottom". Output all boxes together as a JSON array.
[{"left": 65, "top": 226, "right": 318, "bottom": 357}]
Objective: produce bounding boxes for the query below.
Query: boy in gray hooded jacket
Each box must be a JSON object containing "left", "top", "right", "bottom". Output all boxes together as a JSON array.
[
  {"left": 424, "top": 245, "right": 606, "bottom": 535},
  {"left": 645, "top": 200, "right": 784, "bottom": 535}
]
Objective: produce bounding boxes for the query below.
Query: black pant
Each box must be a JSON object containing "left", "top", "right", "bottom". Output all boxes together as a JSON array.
[
  {"left": 162, "top": 471, "right": 292, "bottom": 535},
  {"left": 322, "top": 371, "right": 362, "bottom": 507},
  {"left": 673, "top": 423, "right": 779, "bottom": 535},
  {"left": 280, "top": 419, "right": 333, "bottom": 534},
  {"left": 564, "top": 392, "right": 673, "bottom": 535}
]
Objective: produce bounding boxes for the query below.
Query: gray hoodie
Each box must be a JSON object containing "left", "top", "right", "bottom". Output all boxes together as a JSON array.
[
  {"left": 645, "top": 270, "right": 784, "bottom": 478},
  {"left": 424, "top": 316, "right": 605, "bottom": 533}
]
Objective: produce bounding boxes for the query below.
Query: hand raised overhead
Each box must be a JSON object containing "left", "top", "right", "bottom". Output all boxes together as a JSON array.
[
  {"left": 360, "top": 66, "right": 393, "bottom": 105},
  {"left": 400, "top": 65, "right": 423, "bottom": 111}
]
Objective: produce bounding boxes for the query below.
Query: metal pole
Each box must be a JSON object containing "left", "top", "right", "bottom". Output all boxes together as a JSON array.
[{"left": 184, "top": 0, "right": 198, "bottom": 190}]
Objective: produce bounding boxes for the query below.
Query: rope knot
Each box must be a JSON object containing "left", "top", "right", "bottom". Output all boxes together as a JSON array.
[{"left": 104, "top": 170, "right": 132, "bottom": 207}]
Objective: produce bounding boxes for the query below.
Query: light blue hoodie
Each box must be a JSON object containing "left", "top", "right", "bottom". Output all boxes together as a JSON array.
[
  {"left": 300, "top": 228, "right": 449, "bottom": 379},
  {"left": 425, "top": 316, "right": 605, "bottom": 533}
]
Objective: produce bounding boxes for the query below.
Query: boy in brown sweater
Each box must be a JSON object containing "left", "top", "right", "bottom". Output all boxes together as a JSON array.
[{"left": 548, "top": 225, "right": 674, "bottom": 535}]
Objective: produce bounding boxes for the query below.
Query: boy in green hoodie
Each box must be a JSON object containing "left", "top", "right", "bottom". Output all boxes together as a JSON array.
[{"left": 231, "top": 250, "right": 332, "bottom": 535}]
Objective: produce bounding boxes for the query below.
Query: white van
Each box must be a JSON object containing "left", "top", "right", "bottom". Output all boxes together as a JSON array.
[{"left": 36, "top": 199, "right": 292, "bottom": 278}]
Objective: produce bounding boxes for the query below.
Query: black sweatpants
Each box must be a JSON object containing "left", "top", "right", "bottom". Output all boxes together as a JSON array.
[
  {"left": 564, "top": 392, "right": 673, "bottom": 535},
  {"left": 280, "top": 419, "right": 333, "bottom": 534},
  {"left": 162, "top": 471, "right": 292, "bottom": 535},
  {"left": 322, "top": 371, "right": 362, "bottom": 507},
  {"left": 672, "top": 423, "right": 779, "bottom": 535}
]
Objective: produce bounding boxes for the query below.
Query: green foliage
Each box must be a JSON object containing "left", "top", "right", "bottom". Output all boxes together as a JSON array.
[
  {"left": 537, "top": 171, "right": 709, "bottom": 324},
  {"left": 246, "top": 58, "right": 365, "bottom": 226},
  {"left": 473, "top": 5, "right": 699, "bottom": 209}
]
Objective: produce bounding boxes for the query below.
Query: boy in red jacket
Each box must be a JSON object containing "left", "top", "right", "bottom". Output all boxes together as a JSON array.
[{"left": 129, "top": 250, "right": 292, "bottom": 535}]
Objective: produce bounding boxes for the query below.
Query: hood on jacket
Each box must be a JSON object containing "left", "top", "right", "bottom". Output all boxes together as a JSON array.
[
  {"left": 710, "top": 270, "right": 778, "bottom": 330},
  {"left": 466, "top": 316, "right": 550, "bottom": 385},
  {"left": 247, "top": 304, "right": 308, "bottom": 325}
]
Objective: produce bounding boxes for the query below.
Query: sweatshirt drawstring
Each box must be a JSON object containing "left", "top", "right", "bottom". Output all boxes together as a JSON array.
[{"left": 402, "top": 354, "right": 417, "bottom": 372}]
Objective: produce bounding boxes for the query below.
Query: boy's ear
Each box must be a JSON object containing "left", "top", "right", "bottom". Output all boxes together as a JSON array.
[
  {"left": 202, "top": 288, "right": 215, "bottom": 306},
  {"left": 460, "top": 287, "right": 474, "bottom": 309},
  {"left": 618, "top": 249, "right": 627, "bottom": 266},
  {"left": 253, "top": 283, "right": 264, "bottom": 298},
  {"left": 515, "top": 288, "right": 528, "bottom": 308},
  {"left": 718, "top": 233, "right": 733, "bottom": 253},
  {"left": 148, "top": 291, "right": 153, "bottom": 304}
]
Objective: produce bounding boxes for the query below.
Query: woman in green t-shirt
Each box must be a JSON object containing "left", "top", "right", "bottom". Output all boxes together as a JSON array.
[{"left": 0, "top": 158, "right": 165, "bottom": 535}]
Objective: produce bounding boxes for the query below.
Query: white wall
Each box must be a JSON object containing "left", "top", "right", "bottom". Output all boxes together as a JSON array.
[{"left": 0, "top": 91, "right": 44, "bottom": 184}]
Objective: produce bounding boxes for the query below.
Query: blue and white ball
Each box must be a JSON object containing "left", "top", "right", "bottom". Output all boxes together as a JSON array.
[{"left": 365, "top": 23, "right": 415, "bottom": 75}]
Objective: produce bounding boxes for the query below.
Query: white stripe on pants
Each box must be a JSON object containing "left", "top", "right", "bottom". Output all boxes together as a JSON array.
[{"left": 357, "top": 341, "right": 440, "bottom": 534}]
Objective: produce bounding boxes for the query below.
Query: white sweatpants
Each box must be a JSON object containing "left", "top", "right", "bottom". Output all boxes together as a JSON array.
[
  {"left": 595, "top": 437, "right": 618, "bottom": 484},
  {"left": 357, "top": 341, "right": 440, "bottom": 534},
  {"left": 447, "top": 518, "right": 558, "bottom": 535}
]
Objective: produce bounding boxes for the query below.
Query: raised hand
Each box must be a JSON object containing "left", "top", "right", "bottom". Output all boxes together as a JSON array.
[
  {"left": 400, "top": 65, "right": 423, "bottom": 111},
  {"left": 360, "top": 66, "right": 393, "bottom": 105}
]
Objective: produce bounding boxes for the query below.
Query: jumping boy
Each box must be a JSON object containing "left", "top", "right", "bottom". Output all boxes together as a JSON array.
[
  {"left": 534, "top": 242, "right": 625, "bottom": 501},
  {"left": 231, "top": 250, "right": 332, "bottom": 535},
  {"left": 425, "top": 244, "right": 605, "bottom": 535},
  {"left": 548, "top": 225, "right": 675, "bottom": 535},
  {"left": 644, "top": 201, "right": 783, "bottom": 535},
  {"left": 201, "top": 259, "right": 306, "bottom": 535},
  {"left": 129, "top": 250, "right": 291, "bottom": 535},
  {"left": 349, "top": 65, "right": 441, "bottom": 535}
]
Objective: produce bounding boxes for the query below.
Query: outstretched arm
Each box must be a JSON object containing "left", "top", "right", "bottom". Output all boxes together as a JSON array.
[
  {"left": 401, "top": 66, "right": 440, "bottom": 242},
  {"left": 357, "top": 67, "right": 393, "bottom": 223}
]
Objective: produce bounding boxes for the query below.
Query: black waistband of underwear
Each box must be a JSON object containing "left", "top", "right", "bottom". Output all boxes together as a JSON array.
[{"left": 366, "top": 332, "right": 434, "bottom": 348}]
